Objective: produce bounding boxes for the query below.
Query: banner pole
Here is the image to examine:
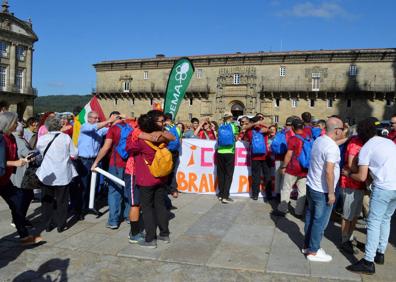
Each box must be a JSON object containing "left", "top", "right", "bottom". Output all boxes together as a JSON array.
[{"left": 88, "top": 171, "right": 97, "bottom": 209}]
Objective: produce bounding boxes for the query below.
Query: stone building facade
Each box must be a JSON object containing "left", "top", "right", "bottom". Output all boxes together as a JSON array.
[
  {"left": 0, "top": 1, "right": 38, "bottom": 118},
  {"left": 94, "top": 48, "right": 396, "bottom": 125}
]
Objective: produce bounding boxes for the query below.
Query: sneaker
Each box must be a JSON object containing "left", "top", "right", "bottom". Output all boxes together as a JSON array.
[
  {"left": 10, "top": 222, "right": 16, "bottom": 228},
  {"left": 218, "top": 197, "right": 223, "bottom": 202},
  {"left": 340, "top": 241, "right": 358, "bottom": 254},
  {"left": 307, "top": 248, "right": 332, "bottom": 262},
  {"left": 158, "top": 235, "right": 170, "bottom": 244},
  {"left": 106, "top": 224, "right": 118, "bottom": 230},
  {"left": 20, "top": 235, "right": 43, "bottom": 246},
  {"left": 271, "top": 210, "right": 286, "bottom": 217},
  {"left": 224, "top": 198, "right": 234, "bottom": 203},
  {"left": 138, "top": 240, "right": 157, "bottom": 249},
  {"left": 374, "top": 252, "right": 384, "bottom": 265},
  {"left": 251, "top": 196, "right": 258, "bottom": 201},
  {"left": 128, "top": 232, "right": 145, "bottom": 244},
  {"left": 346, "top": 258, "right": 375, "bottom": 275}
]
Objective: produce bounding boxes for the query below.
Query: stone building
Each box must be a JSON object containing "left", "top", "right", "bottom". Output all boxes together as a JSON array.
[
  {"left": 94, "top": 48, "right": 396, "bottom": 125},
  {"left": 0, "top": 1, "right": 38, "bottom": 118}
]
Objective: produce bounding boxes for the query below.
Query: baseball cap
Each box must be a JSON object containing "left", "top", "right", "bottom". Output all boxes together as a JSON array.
[{"left": 285, "top": 116, "right": 296, "bottom": 125}]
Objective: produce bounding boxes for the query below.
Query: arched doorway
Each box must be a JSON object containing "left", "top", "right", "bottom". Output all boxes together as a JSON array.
[{"left": 231, "top": 102, "right": 245, "bottom": 118}]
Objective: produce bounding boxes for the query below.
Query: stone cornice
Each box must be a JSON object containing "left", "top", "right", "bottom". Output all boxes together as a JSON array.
[
  {"left": 0, "top": 12, "right": 38, "bottom": 42},
  {"left": 94, "top": 48, "right": 396, "bottom": 71}
]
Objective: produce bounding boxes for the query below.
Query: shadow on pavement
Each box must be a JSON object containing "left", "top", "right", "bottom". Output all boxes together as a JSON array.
[
  {"left": 12, "top": 258, "right": 69, "bottom": 282},
  {"left": 270, "top": 213, "right": 305, "bottom": 250}
]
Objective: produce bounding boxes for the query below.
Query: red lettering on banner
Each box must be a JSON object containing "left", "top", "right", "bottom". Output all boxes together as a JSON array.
[
  {"left": 209, "top": 174, "right": 218, "bottom": 192},
  {"left": 177, "top": 172, "right": 188, "bottom": 191},
  {"left": 199, "top": 174, "right": 209, "bottom": 192},
  {"left": 201, "top": 147, "right": 214, "bottom": 167},
  {"left": 235, "top": 147, "right": 249, "bottom": 166},
  {"left": 188, "top": 173, "right": 199, "bottom": 192}
]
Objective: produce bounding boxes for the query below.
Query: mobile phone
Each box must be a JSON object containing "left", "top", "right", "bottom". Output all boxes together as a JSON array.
[{"left": 27, "top": 151, "right": 40, "bottom": 160}]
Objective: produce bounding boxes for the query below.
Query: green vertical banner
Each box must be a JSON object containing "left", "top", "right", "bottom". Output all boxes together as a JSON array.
[{"left": 163, "top": 58, "right": 195, "bottom": 120}]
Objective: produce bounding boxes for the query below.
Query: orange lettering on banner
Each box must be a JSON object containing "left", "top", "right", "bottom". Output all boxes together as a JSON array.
[
  {"left": 177, "top": 172, "right": 188, "bottom": 191},
  {"left": 238, "top": 175, "right": 249, "bottom": 193},
  {"left": 208, "top": 174, "right": 218, "bottom": 192},
  {"left": 188, "top": 173, "right": 199, "bottom": 192},
  {"left": 199, "top": 174, "right": 209, "bottom": 193}
]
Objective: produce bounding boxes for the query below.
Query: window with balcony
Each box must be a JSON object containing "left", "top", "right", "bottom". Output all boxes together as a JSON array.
[
  {"left": 291, "top": 98, "right": 297, "bottom": 108},
  {"left": 16, "top": 46, "right": 26, "bottom": 61},
  {"left": 16, "top": 68, "right": 24, "bottom": 91},
  {"left": 0, "top": 41, "right": 8, "bottom": 58},
  {"left": 144, "top": 71, "right": 149, "bottom": 80},
  {"left": 312, "top": 73, "right": 320, "bottom": 91},
  {"left": 0, "top": 66, "right": 7, "bottom": 89},
  {"left": 122, "top": 81, "right": 130, "bottom": 92},
  {"left": 280, "top": 66, "right": 286, "bottom": 77},
  {"left": 233, "top": 73, "right": 240, "bottom": 85},
  {"left": 274, "top": 98, "right": 280, "bottom": 107},
  {"left": 349, "top": 64, "right": 357, "bottom": 76},
  {"left": 196, "top": 69, "right": 203, "bottom": 79},
  {"left": 327, "top": 98, "right": 333, "bottom": 108}
]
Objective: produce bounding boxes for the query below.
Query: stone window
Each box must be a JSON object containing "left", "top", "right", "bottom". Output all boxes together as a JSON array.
[
  {"left": 309, "top": 99, "right": 315, "bottom": 108},
  {"left": 144, "top": 71, "right": 149, "bottom": 80},
  {"left": 189, "top": 98, "right": 193, "bottom": 106},
  {"left": 273, "top": 115, "right": 279, "bottom": 123},
  {"left": 291, "top": 98, "right": 297, "bottom": 108},
  {"left": 233, "top": 73, "right": 240, "bottom": 85},
  {"left": 16, "top": 46, "right": 26, "bottom": 61},
  {"left": 274, "top": 98, "right": 280, "bottom": 107},
  {"left": 349, "top": 64, "right": 357, "bottom": 76},
  {"left": 0, "top": 41, "right": 8, "bottom": 58},
  {"left": 16, "top": 68, "right": 24, "bottom": 91},
  {"left": 327, "top": 98, "right": 333, "bottom": 108},
  {"left": 113, "top": 98, "right": 118, "bottom": 106},
  {"left": 347, "top": 99, "right": 352, "bottom": 108},
  {"left": 280, "top": 66, "right": 286, "bottom": 77},
  {"left": 188, "top": 113, "right": 193, "bottom": 121},
  {"left": 312, "top": 73, "right": 320, "bottom": 91},
  {"left": 196, "top": 69, "right": 203, "bottom": 79},
  {"left": 150, "top": 98, "right": 153, "bottom": 105},
  {"left": 122, "top": 81, "right": 130, "bottom": 92},
  {"left": 0, "top": 66, "right": 7, "bottom": 89}
]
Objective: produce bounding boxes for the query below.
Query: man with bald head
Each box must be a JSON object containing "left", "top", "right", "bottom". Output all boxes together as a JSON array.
[{"left": 303, "top": 117, "right": 344, "bottom": 262}]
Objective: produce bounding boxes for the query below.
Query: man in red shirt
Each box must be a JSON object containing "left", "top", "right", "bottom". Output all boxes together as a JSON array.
[
  {"left": 387, "top": 114, "right": 396, "bottom": 144},
  {"left": 92, "top": 111, "right": 130, "bottom": 229},
  {"left": 339, "top": 136, "right": 365, "bottom": 254},
  {"left": 272, "top": 119, "right": 308, "bottom": 217}
]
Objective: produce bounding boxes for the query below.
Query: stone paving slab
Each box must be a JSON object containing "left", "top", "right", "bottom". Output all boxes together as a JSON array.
[{"left": 1, "top": 194, "right": 396, "bottom": 281}]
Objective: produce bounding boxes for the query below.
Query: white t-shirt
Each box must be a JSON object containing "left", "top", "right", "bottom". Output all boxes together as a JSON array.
[
  {"left": 307, "top": 135, "right": 340, "bottom": 193},
  {"left": 358, "top": 136, "right": 396, "bottom": 191}
]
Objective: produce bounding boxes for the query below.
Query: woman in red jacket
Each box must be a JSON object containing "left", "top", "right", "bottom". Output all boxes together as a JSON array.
[{"left": 0, "top": 112, "right": 43, "bottom": 245}]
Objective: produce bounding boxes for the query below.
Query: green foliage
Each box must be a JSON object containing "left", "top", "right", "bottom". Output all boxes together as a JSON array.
[{"left": 34, "top": 95, "right": 91, "bottom": 114}]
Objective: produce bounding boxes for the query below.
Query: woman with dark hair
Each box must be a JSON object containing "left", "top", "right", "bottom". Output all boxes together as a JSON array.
[
  {"left": 344, "top": 117, "right": 396, "bottom": 274},
  {"left": 0, "top": 112, "right": 43, "bottom": 245},
  {"left": 128, "top": 110, "right": 176, "bottom": 248}
]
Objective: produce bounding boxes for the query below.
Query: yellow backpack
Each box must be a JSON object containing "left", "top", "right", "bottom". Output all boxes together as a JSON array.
[{"left": 144, "top": 141, "right": 174, "bottom": 178}]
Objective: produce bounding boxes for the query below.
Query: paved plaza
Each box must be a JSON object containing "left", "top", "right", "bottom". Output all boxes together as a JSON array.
[{"left": 0, "top": 193, "right": 395, "bottom": 281}]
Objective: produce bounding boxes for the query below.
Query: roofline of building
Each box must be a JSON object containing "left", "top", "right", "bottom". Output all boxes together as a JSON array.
[
  {"left": 94, "top": 47, "right": 396, "bottom": 67},
  {"left": 0, "top": 12, "right": 38, "bottom": 42}
]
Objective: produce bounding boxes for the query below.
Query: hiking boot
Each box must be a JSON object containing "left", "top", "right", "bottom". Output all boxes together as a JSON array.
[
  {"left": 128, "top": 232, "right": 145, "bottom": 244},
  {"left": 158, "top": 235, "right": 171, "bottom": 244},
  {"left": 340, "top": 241, "right": 358, "bottom": 254},
  {"left": 138, "top": 240, "right": 157, "bottom": 249},
  {"left": 374, "top": 252, "right": 384, "bottom": 265},
  {"left": 20, "top": 235, "right": 43, "bottom": 246},
  {"left": 306, "top": 248, "right": 332, "bottom": 262},
  {"left": 346, "top": 258, "right": 375, "bottom": 275}
]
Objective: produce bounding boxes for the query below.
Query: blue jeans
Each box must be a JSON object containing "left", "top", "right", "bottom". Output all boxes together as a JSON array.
[
  {"left": 107, "top": 166, "right": 129, "bottom": 226},
  {"left": 364, "top": 186, "right": 396, "bottom": 262},
  {"left": 304, "top": 186, "right": 333, "bottom": 253}
]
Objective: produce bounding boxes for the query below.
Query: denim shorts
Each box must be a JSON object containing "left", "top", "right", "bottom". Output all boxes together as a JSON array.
[
  {"left": 124, "top": 174, "right": 140, "bottom": 206},
  {"left": 342, "top": 188, "right": 364, "bottom": 221}
]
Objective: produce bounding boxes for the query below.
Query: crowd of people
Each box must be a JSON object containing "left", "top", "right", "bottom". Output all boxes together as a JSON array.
[{"left": 0, "top": 98, "right": 395, "bottom": 275}]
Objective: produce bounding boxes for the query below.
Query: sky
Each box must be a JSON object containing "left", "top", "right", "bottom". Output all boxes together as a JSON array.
[{"left": 8, "top": 0, "right": 396, "bottom": 96}]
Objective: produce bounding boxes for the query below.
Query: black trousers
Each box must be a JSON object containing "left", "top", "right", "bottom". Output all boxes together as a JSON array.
[
  {"left": 251, "top": 159, "right": 272, "bottom": 198},
  {"left": 41, "top": 184, "right": 70, "bottom": 229},
  {"left": 139, "top": 185, "right": 169, "bottom": 242},
  {"left": 216, "top": 153, "right": 235, "bottom": 199},
  {"left": 19, "top": 188, "right": 34, "bottom": 219},
  {"left": 0, "top": 182, "right": 29, "bottom": 238}
]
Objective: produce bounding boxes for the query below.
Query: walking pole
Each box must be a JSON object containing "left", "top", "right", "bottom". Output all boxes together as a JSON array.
[{"left": 89, "top": 170, "right": 97, "bottom": 209}]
